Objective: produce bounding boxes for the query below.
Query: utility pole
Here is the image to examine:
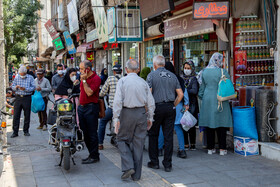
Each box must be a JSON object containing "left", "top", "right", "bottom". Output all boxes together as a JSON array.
[{"left": 0, "top": 0, "right": 6, "bottom": 111}]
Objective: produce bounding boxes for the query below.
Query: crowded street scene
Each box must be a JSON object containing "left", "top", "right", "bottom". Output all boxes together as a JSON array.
[{"left": 1, "top": 0, "right": 280, "bottom": 186}]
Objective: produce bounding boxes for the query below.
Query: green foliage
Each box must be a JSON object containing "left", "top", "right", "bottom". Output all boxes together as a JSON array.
[{"left": 4, "top": 0, "right": 43, "bottom": 65}]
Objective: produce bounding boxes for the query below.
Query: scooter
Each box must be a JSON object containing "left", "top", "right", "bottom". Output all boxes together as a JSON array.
[{"left": 48, "top": 89, "right": 84, "bottom": 170}]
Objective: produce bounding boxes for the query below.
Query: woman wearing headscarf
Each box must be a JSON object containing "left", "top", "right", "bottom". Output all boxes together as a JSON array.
[
  {"left": 140, "top": 67, "right": 151, "bottom": 81},
  {"left": 182, "top": 60, "right": 199, "bottom": 150},
  {"left": 158, "top": 62, "right": 189, "bottom": 159},
  {"left": 54, "top": 68, "right": 80, "bottom": 99},
  {"left": 100, "top": 68, "right": 108, "bottom": 85},
  {"left": 198, "top": 52, "right": 233, "bottom": 156}
]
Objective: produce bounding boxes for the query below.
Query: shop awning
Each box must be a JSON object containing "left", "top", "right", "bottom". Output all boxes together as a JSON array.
[
  {"left": 36, "top": 57, "right": 50, "bottom": 62},
  {"left": 76, "top": 43, "right": 90, "bottom": 53},
  {"left": 164, "top": 12, "right": 214, "bottom": 41},
  {"left": 56, "top": 50, "right": 67, "bottom": 60},
  {"left": 139, "top": 0, "right": 174, "bottom": 20}
]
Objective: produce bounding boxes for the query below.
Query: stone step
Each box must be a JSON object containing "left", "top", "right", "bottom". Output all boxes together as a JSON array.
[{"left": 259, "top": 142, "right": 280, "bottom": 162}]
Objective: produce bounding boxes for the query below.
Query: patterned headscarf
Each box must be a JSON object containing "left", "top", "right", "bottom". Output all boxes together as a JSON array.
[
  {"left": 206, "top": 52, "right": 223, "bottom": 69},
  {"left": 183, "top": 60, "right": 196, "bottom": 87}
]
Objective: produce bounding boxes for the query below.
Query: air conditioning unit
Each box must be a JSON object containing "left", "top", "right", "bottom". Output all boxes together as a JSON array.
[{"left": 107, "top": 7, "right": 143, "bottom": 43}]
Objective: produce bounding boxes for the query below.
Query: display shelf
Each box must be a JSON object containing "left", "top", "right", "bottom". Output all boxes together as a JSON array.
[
  {"left": 235, "top": 30, "right": 264, "bottom": 34},
  {"left": 247, "top": 58, "right": 274, "bottom": 62},
  {"left": 235, "top": 73, "right": 274, "bottom": 77},
  {"left": 240, "top": 15, "right": 258, "bottom": 19},
  {"left": 235, "top": 44, "right": 268, "bottom": 48}
]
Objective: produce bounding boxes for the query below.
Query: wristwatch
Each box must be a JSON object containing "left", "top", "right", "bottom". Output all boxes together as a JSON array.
[{"left": 83, "top": 80, "right": 86, "bottom": 83}]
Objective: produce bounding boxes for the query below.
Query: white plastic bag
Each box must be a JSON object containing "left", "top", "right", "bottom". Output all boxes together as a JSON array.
[{"left": 180, "top": 111, "right": 197, "bottom": 132}]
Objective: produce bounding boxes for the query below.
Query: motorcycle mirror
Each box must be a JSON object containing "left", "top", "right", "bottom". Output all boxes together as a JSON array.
[{"left": 67, "top": 88, "right": 73, "bottom": 94}]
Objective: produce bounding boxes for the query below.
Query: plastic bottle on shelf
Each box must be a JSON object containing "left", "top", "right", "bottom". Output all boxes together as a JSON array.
[
  {"left": 247, "top": 48, "right": 251, "bottom": 59},
  {"left": 257, "top": 61, "right": 261, "bottom": 73},
  {"left": 261, "top": 62, "right": 264, "bottom": 73},
  {"left": 268, "top": 61, "right": 272, "bottom": 72},
  {"left": 266, "top": 47, "right": 270, "bottom": 58},
  {"left": 257, "top": 32, "right": 262, "bottom": 45},
  {"left": 271, "top": 61, "right": 274, "bottom": 72},
  {"left": 254, "top": 48, "right": 259, "bottom": 59},
  {"left": 236, "top": 20, "right": 240, "bottom": 32},
  {"left": 259, "top": 47, "right": 263, "bottom": 59},
  {"left": 262, "top": 33, "right": 266, "bottom": 45},
  {"left": 246, "top": 61, "right": 251, "bottom": 74},
  {"left": 264, "top": 61, "right": 268, "bottom": 73},
  {"left": 236, "top": 77, "right": 241, "bottom": 89},
  {"left": 257, "top": 19, "right": 262, "bottom": 30}
]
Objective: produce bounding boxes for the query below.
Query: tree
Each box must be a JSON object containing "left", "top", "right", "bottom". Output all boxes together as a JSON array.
[{"left": 3, "top": 0, "right": 43, "bottom": 65}]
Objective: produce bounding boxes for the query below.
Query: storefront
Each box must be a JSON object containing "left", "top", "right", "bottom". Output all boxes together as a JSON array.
[{"left": 164, "top": 12, "right": 216, "bottom": 74}]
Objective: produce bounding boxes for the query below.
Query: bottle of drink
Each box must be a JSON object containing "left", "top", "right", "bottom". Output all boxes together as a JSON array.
[
  {"left": 261, "top": 62, "right": 264, "bottom": 73},
  {"left": 257, "top": 32, "right": 262, "bottom": 45},
  {"left": 268, "top": 60, "right": 272, "bottom": 72},
  {"left": 246, "top": 61, "right": 251, "bottom": 74},
  {"left": 254, "top": 48, "right": 259, "bottom": 59},
  {"left": 247, "top": 48, "right": 251, "bottom": 59},
  {"left": 257, "top": 19, "right": 262, "bottom": 30},
  {"left": 257, "top": 61, "right": 261, "bottom": 73},
  {"left": 236, "top": 20, "right": 240, "bottom": 32},
  {"left": 253, "top": 18, "right": 257, "bottom": 30},
  {"left": 254, "top": 61, "right": 258, "bottom": 74},
  {"left": 264, "top": 61, "right": 268, "bottom": 73},
  {"left": 262, "top": 33, "right": 266, "bottom": 45},
  {"left": 266, "top": 47, "right": 270, "bottom": 58},
  {"left": 271, "top": 61, "right": 274, "bottom": 72},
  {"left": 271, "top": 75, "right": 274, "bottom": 85},
  {"left": 259, "top": 47, "right": 263, "bottom": 59}
]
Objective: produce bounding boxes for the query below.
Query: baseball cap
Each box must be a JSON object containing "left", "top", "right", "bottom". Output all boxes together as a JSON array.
[
  {"left": 112, "top": 64, "right": 122, "bottom": 73},
  {"left": 36, "top": 69, "right": 45, "bottom": 74}
]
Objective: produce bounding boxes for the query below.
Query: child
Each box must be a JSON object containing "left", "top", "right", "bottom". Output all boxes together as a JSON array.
[{"left": 6, "top": 88, "right": 15, "bottom": 114}]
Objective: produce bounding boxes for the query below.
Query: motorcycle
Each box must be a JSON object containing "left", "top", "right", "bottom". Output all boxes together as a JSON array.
[{"left": 48, "top": 89, "right": 84, "bottom": 171}]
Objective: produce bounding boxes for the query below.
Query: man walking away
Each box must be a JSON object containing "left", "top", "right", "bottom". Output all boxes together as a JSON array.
[
  {"left": 51, "top": 64, "right": 64, "bottom": 93},
  {"left": 11, "top": 66, "right": 36, "bottom": 138},
  {"left": 113, "top": 59, "right": 155, "bottom": 181},
  {"left": 147, "top": 55, "right": 183, "bottom": 172},
  {"left": 98, "top": 64, "right": 122, "bottom": 150},
  {"left": 35, "top": 69, "right": 52, "bottom": 131},
  {"left": 78, "top": 60, "right": 101, "bottom": 164}
]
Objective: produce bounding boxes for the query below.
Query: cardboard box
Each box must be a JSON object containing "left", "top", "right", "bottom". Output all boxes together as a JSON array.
[{"left": 234, "top": 136, "right": 259, "bottom": 156}]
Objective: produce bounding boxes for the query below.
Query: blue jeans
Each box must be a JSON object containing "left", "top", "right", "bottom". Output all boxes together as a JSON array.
[
  {"left": 158, "top": 124, "right": 185, "bottom": 151},
  {"left": 98, "top": 108, "right": 113, "bottom": 145}
]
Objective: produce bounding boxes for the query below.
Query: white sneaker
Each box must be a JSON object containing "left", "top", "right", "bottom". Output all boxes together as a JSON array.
[
  {"left": 207, "top": 149, "right": 216, "bottom": 155},
  {"left": 220, "top": 149, "right": 227, "bottom": 156}
]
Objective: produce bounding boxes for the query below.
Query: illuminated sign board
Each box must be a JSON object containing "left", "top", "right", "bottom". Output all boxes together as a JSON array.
[
  {"left": 52, "top": 37, "right": 64, "bottom": 51},
  {"left": 102, "top": 42, "right": 119, "bottom": 50},
  {"left": 193, "top": 1, "right": 230, "bottom": 19}
]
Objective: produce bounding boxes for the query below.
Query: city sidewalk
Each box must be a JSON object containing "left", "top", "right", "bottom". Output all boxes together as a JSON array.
[{"left": 1, "top": 110, "right": 280, "bottom": 187}]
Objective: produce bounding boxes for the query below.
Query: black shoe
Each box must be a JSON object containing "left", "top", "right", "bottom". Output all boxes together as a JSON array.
[
  {"left": 147, "top": 161, "right": 159, "bottom": 169},
  {"left": 121, "top": 169, "right": 135, "bottom": 180},
  {"left": 24, "top": 132, "right": 30, "bottom": 136},
  {"left": 82, "top": 157, "right": 100, "bottom": 164},
  {"left": 82, "top": 156, "right": 90, "bottom": 162},
  {"left": 164, "top": 167, "right": 172, "bottom": 172},
  {"left": 158, "top": 149, "right": 163, "bottom": 157},
  {"left": 10, "top": 133, "right": 18, "bottom": 138},
  {"left": 190, "top": 145, "right": 196, "bottom": 151},
  {"left": 131, "top": 177, "right": 140, "bottom": 181},
  {"left": 177, "top": 150, "right": 187, "bottom": 159}
]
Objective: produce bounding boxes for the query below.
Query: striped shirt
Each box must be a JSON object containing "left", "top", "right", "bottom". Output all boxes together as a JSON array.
[
  {"left": 12, "top": 74, "right": 36, "bottom": 95},
  {"left": 99, "top": 75, "right": 121, "bottom": 108}
]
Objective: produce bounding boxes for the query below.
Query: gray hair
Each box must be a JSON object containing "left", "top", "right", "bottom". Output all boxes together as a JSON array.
[
  {"left": 82, "top": 60, "right": 92, "bottom": 69},
  {"left": 19, "top": 66, "right": 27, "bottom": 73},
  {"left": 153, "top": 55, "right": 165, "bottom": 66},
  {"left": 126, "top": 59, "right": 139, "bottom": 71}
]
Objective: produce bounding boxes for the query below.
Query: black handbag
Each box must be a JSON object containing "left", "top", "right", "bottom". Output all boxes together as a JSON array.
[{"left": 47, "top": 109, "right": 57, "bottom": 125}]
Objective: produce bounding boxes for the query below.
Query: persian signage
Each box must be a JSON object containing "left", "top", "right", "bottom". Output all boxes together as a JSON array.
[
  {"left": 86, "top": 29, "right": 98, "bottom": 43},
  {"left": 193, "top": 1, "right": 230, "bottom": 19},
  {"left": 164, "top": 13, "right": 214, "bottom": 41},
  {"left": 52, "top": 37, "right": 64, "bottom": 51},
  {"left": 67, "top": 0, "right": 79, "bottom": 34},
  {"left": 45, "top": 20, "right": 59, "bottom": 39},
  {"left": 63, "top": 31, "right": 76, "bottom": 54}
]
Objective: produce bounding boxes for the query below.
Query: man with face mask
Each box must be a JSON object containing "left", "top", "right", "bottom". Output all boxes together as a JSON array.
[
  {"left": 51, "top": 64, "right": 64, "bottom": 93},
  {"left": 35, "top": 69, "right": 52, "bottom": 131},
  {"left": 11, "top": 65, "right": 36, "bottom": 138},
  {"left": 78, "top": 60, "right": 101, "bottom": 164}
]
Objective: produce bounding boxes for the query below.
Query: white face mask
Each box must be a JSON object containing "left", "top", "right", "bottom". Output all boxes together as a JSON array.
[
  {"left": 70, "top": 75, "right": 76, "bottom": 82},
  {"left": 57, "top": 70, "right": 63, "bottom": 75},
  {"left": 184, "top": 69, "right": 192, "bottom": 76},
  {"left": 20, "top": 75, "right": 26, "bottom": 79}
]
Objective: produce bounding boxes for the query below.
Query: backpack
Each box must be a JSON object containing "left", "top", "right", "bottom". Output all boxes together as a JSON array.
[{"left": 217, "top": 69, "right": 236, "bottom": 111}]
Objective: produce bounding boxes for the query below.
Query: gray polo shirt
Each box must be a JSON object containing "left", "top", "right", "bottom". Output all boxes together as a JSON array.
[{"left": 147, "top": 67, "right": 181, "bottom": 104}]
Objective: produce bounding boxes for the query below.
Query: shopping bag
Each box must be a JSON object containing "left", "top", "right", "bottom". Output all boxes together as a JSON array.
[
  {"left": 180, "top": 111, "right": 197, "bottom": 132},
  {"left": 31, "top": 91, "right": 45, "bottom": 113}
]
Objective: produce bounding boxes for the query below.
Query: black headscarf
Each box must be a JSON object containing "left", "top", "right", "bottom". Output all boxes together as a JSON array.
[
  {"left": 165, "top": 61, "right": 185, "bottom": 92},
  {"left": 55, "top": 68, "right": 80, "bottom": 96},
  {"left": 100, "top": 68, "right": 108, "bottom": 85}
]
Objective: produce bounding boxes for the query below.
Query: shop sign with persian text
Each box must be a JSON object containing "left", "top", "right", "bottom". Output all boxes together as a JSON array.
[{"left": 193, "top": 1, "right": 229, "bottom": 19}]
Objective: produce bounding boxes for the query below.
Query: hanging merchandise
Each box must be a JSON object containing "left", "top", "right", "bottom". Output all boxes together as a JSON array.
[{"left": 235, "top": 50, "right": 247, "bottom": 71}]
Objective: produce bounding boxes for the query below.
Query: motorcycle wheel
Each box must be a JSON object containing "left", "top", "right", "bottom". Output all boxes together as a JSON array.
[{"left": 63, "top": 147, "right": 70, "bottom": 170}]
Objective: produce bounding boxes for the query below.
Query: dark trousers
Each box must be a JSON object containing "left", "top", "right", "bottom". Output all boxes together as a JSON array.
[
  {"left": 13, "top": 95, "right": 32, "bottom": 134},
  {"left": 38, "top": 97, "right": 48, "bottom": 127},
  {"left": 148, "top": 103, "right": 176, "bottom": 168},
  {"left": 117, "top": 107, "right": 147, "bottom": 180},
  {"left": 206, "top": 127, "right": 227, "bottom": 150},
  {"left": 78, "top": 103, "right": 99, "bottom": 159},
  {"left": 184, "top": 126, "right": 196, "bottom": 145}
]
